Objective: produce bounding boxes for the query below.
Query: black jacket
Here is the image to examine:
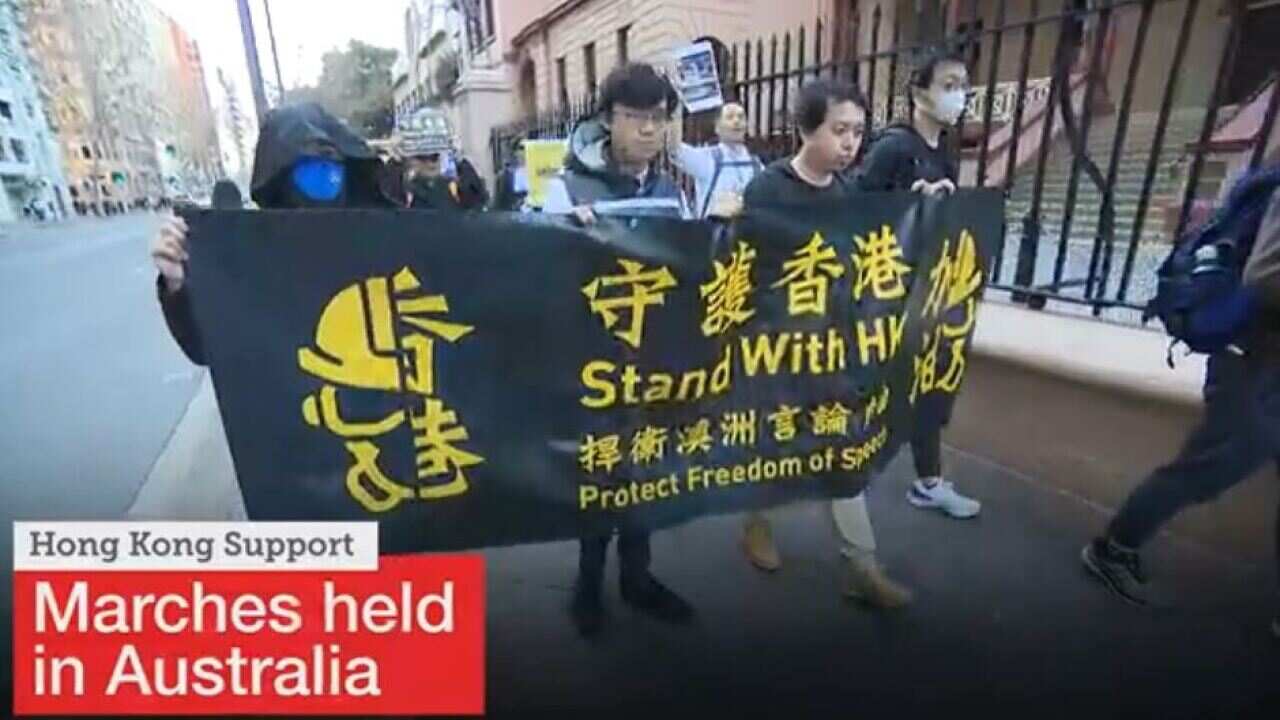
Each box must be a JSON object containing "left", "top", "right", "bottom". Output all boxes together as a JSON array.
[
  {"left": 853, "top": 124, "right": 958, "bottom": 192},
  {"left": 454, "top": 157, "right": 489, "bottom": 210},
  {"left": 492, "top": 165, "right": 528, "bottom": 211},
  {"left": 159, "top": 103, "right": 392, "bottom": 366},
  {"left": 743, "top": 157, "right": 850, "bottom": 208}
]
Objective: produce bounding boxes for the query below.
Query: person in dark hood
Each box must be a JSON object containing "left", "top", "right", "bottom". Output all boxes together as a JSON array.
[
  {"left": 150, "top": 102, "right": 394, "bottom": 365},
  {"left": 540, "top": 62, "right": 695, "bottom": 637}
]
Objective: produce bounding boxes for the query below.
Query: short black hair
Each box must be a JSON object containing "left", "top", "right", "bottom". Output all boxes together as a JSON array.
[
  {"left": 910, "top": 45, "right": 968, "bottom": 89},
  {"left": 794, "top": 79, "right": 868, "bottom": 134},
  {"left": 598, "top": 63, "right": 679, "bottom": 118}
]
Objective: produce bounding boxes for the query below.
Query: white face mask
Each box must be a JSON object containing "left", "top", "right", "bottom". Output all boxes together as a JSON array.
[{"left": 932, "top": 89, "right": 968, "bottom": 125}]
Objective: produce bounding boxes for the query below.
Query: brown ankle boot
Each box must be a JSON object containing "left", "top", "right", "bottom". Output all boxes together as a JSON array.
[
  {"left": 841, "top": 555, "right": 912, "bottom": 609},
  {"left": 741, "top": 515, "right": 781, "bottom": 572}
]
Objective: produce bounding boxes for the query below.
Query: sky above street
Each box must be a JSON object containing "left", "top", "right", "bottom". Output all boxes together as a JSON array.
[{"left": 149, "top": 0, "right": 406, "bottom": 174}]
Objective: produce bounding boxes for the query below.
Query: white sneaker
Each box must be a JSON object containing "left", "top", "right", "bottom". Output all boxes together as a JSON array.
[{"left": 908, "top": 479, "right": 981, "bottom": 519}]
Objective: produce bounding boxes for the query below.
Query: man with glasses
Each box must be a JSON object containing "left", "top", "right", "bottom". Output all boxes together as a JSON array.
[{"left": 542, "top": 62, "right": 695, "bottom": 637}]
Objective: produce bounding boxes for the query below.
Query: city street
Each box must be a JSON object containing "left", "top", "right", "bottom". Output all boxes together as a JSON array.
[
  {"left": 0, "top": 214, "right": 202, "bottom": 616},
  {"left": 0, "top": 213, "right": 1277, "bottom": 717}
]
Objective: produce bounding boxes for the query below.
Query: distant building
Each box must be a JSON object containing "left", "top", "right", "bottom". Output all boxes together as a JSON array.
[
  {"left": 22, "top": 0, "right": 222, "bottom": 215},
  {"left": 0, "top": 0, "right": 69, "bottom": 223}
]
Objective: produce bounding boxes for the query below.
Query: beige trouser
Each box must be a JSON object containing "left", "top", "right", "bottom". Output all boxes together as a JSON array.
[{"left": 749, "top": 492, "right": 876, "bottom": 557}]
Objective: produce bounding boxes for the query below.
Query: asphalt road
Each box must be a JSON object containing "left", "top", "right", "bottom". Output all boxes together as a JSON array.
[{"left": 0, "top": 214, "right": 202, "bottom": 615}]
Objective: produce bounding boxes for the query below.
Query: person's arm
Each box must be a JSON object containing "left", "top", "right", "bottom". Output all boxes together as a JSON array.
[
  {"left": 1245, "top": 189, "right": 1280, "bottom": 312},
  {"left": 157, "top": 279, "right": 207, "bottom": 366},
  {"left": 150, "top": 215, "right": 207, "bottom": 365},
  {"left": 672, "top": 143, "right": 714, "bottom": 182}
]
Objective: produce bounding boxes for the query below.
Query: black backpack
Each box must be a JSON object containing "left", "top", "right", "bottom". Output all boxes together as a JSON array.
[{"left": 1144, "top": 165, "right": 1280, "bottom": 361}]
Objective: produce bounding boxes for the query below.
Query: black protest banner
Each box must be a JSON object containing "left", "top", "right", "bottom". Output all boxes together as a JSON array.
[{"left": 184, "top": 190, "right": 1001, "bottom": 552}]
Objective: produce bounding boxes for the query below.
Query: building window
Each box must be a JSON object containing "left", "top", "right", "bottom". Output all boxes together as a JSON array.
[
  {"left": 617, "top": 26, "right": 631, "bottom": 66},
  {"left": 80, "top": 144, "right": 91, "bottom": 160},
  {"left": 584, "top": 43, "right": 597, "bottom": 95},
  {"left": 0, "top": 101, "right": 10, "bottom": 120},
  {"left": 11, "top": 138, "right": 26, "bottom": 163},
  {"left": 557, "top": 56, "right": 568, "bottom": 110},
  {"left": 483, "top": 0, "right": 496, "bottom": 43},
  {"left": 465, "top": 0, "right": 497, "bottom": 54},
  {"left": 0, "top": 140, "right": 6, "bottom": 161}
]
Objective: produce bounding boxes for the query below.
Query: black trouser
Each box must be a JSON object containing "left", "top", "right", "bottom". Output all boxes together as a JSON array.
[
  {"left": 578, "top": 529, "right": 651, "bottom": 587},
  {"left": 911, "top": 417, "right": 943, "bottom": 478},
  {"left": 1107, "top": 353, "right": 1280, "bottom": 583}
]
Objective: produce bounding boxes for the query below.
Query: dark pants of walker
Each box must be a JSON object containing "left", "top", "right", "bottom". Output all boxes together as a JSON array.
[
  {"left": 911, "top": 419, "right": 944, "bottom": 478},
  {"left": 1107, "top": 352, "right": 1280, "bottom": 583},
  {"left": 578, "top": 530, "right": 651, "bottom": 587}
]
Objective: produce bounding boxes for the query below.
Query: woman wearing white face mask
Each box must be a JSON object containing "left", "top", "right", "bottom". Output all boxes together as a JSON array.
[
  {"left": 851, "top": 46, "right": 983, "bottom": 521},
  {"left": 855, "top": 47, "right": 968, "bottom": 196}
]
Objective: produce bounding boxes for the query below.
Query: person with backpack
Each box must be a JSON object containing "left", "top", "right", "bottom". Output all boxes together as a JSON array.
[
  {"left": 671, "top": 101, "right": 764, "bottom": 219},
  {"left": 1082, "top": 168, "right": 1280, "bottom": 640},
  {"left": 852, "top": 45, "right": 982, "bottom": 521},
  {"left": 541, "top": 62, "right": 695, "bottom": 636}
]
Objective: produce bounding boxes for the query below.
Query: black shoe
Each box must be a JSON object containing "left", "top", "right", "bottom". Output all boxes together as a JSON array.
[
  {"left": 569, "top": 580, "right": 605, "bottom": 637},
  {"left": 1082, "top": 537, "right": 1148, "bottom": 607},
  {"left": 620, "top": 574, "right": 695, "bottom": 624}
]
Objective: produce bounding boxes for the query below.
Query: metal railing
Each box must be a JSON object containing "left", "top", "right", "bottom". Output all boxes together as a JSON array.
[{"left": 490, "top": 0, "right": 1276, "bottom": 322}]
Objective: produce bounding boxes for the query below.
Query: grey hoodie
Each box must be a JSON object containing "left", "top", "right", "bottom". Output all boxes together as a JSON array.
[{"left": 541, "top": 117, "right": 690, "bottom": 218}]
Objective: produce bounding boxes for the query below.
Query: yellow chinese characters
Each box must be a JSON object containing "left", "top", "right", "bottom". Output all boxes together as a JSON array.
[
  {"left": 772, "top": 232, "right": 845, "bottom": 316},
  {"left": 924, "top": 229, "right": 983, "bottom": 337},
  {"left": 579, "top": 434, "right": 624, "bottom": 474},
  {"left": 630, "top": 425, "right": 670, "bottom": 465},
  {"left": 701, "top": 242, "right": 757, "bottom": 336},
  {"left": 912, "top": 230, "right": 984, "bottom": 403},
  {"left": 720, "top": 410, "right": 758, "bottom": 447},
  {"left": 811, "top": 402, "right": 852, "bottom": 436},
  {"left": 583, "top": 259, "right": 678, "bottom": 349},
  {"left": 768, "top": 405, "right": 802, "bottom": 442},
  {"left": 852, "top": 225, "right": 912, "bottom": 302},
  {"left": 677, "top": 418, "right": 714, "bottom": 456},
  {"left": 298, "top": 267, "right": 484, "bottom": 513}
]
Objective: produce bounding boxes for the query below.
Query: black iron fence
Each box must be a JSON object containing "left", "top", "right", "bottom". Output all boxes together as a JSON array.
[{"left": 490, "top": 0, "right": 1280, "bottom": 322}]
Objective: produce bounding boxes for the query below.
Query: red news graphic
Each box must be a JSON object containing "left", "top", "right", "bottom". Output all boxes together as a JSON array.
[{"left": 11, "top": 523, "right": 484, "bottom": 716}]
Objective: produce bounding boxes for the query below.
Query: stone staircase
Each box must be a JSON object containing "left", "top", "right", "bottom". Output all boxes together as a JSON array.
[{"left": 1004, "top": 108, "right": 1209, "bottom": 247}]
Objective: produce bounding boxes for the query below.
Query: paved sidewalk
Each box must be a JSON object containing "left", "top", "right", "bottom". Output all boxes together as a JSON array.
[{"left": 480, "top": 449, "right": 1279, "bottom": 718}]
